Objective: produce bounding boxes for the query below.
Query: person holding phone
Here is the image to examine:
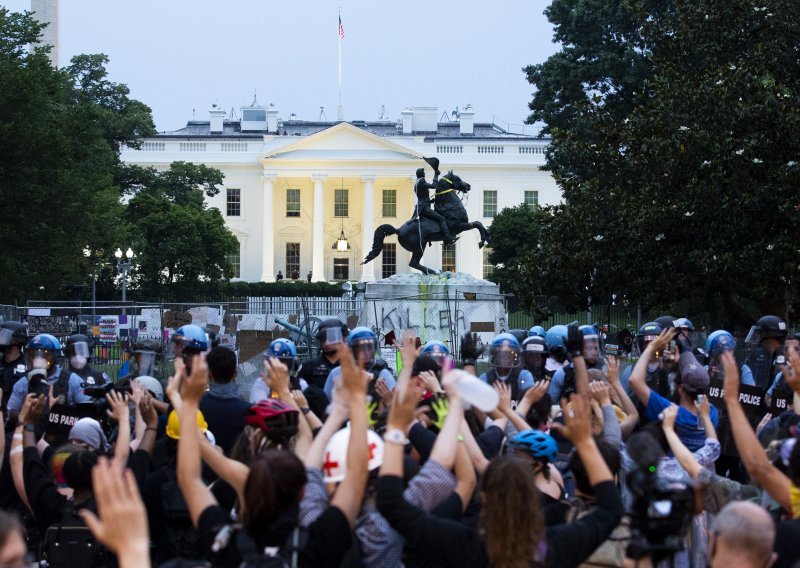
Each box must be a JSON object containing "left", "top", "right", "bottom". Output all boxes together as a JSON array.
[{"left": 296, "top": 319, "right": 349, "bottom": 417}]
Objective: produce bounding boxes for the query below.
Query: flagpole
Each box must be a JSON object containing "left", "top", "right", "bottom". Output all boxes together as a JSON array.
[{"left": 337, "top": 7, "right": 343, "bottom": 121}]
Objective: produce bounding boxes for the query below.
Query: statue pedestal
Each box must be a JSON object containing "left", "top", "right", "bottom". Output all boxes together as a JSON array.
[{"left": 360, "top": 272, "right": 507, "bottom": 351}]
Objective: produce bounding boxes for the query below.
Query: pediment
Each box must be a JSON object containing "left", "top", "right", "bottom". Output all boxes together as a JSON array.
[{"left": 263, "top": 122, "right": 423, "bottom": 161}]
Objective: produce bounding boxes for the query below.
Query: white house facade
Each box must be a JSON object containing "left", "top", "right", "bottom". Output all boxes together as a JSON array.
[{"left": 121, "top": 105, "right": 559, "bottom": 283}]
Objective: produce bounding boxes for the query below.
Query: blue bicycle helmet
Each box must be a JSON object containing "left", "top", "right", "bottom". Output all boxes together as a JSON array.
[
  {"left": 172, "top": 324, "right": 208, "bottom": 352},
  {"left": 421, "top": 340, "right": 449, "bottom": 365},
  {"left": 507, "top": 430, "right": 558, "bottom": 464},
  {"left": 528, "top": 326, "right": 546, "bottom": 338},
  {"left": 706, "top": 330, "right": 736, "bottom": 356}
]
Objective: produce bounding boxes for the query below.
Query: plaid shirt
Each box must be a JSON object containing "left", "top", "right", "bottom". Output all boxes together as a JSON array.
[{"left": 300, "top": 459, "right": 456, "bottom": 567}]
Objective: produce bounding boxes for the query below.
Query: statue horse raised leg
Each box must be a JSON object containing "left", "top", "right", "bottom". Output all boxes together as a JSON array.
[{"left": 362, "top": 170, "right": 491, "bottom": 275}]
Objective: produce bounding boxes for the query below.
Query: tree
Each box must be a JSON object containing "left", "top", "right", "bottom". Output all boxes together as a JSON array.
[
  {"left": 485, "top": 204, "right": 550, "bottom": 317},
  {"left": 525, "top": 0, "right": 800, "bottom": 328},
  {"left": 120, "top": 161, "right": 239, "bottom": 294},
  {"left": 0, "top": 8, "right": 155, "bottom": 302}
]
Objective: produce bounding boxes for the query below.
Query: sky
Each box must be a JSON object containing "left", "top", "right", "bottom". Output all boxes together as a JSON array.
[{"left": 5, "top": 1, "right": 559, "bottom": 133}]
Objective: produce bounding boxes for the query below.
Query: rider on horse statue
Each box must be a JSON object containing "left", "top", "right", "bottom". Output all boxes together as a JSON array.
[{"left": 415, "top": 157, "right": 458, "bottom": 245}]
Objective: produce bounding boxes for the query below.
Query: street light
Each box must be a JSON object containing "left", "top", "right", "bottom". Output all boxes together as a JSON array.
[{"left": 114, "top": 247, "right": 134, "bottom": 307}]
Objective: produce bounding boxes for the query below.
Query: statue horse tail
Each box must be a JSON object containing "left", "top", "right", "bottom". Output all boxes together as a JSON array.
[{"left": 362, "top": 223, "right": 398, "bottom": 265}]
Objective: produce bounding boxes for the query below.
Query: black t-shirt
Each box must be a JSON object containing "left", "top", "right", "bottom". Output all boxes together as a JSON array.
[
  {"left": 774, "top": 519, "right": 800, "bottom": 568},
  {"left": 197, "top": 503, "right": 352, "bottom": 568}
]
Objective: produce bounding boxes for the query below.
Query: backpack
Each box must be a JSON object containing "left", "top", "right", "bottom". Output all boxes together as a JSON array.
[
  {"left": 160, "top": 466, "right": 203, "bottom": 560},
  {"left": 565, "top": 497, "right": 631, "bottom": 568},
  {"left": 40, "top": 500, "right": 112, "bottom": 568},
  {"left": 236, "top": 525, "right": 309, "bottom": 568}
]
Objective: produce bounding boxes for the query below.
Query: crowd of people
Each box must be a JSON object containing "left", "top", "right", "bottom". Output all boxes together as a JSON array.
[{"left": 1, "top": 313, "right": 800, "bottom": 567}]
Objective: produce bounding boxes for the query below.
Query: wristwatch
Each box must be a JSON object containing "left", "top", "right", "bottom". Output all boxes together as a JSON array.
[
  {"left": 23, "top": 424, "right": 36, "bottom": 432},
  {"left": 300, "top": 407, "right": 311, "bottom": 415},
  {"left": 383, "top": 428, "right": 408, "bottom": 445}
]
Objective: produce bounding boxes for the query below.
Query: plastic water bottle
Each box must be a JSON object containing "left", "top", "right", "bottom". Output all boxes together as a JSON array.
[{"left": 452, "top": 371, "right": 499, "bottom": 412}]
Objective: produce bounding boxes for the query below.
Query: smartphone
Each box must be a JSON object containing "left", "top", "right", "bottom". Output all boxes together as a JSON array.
[
  {"left": 668, "top": 340, "right": 677, "bottom": 352},
  {"left": 604, "top": 344, "right": 621, "bottom": 357},
  {"left": 776, "top": 354, "right": 786, "bottom": 365}
]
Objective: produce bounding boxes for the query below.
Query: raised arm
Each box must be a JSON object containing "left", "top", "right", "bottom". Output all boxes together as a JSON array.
[
  {"left": 629, "top": 328, "right": 675, "bottom": 406},
  {"left": 661, "top": 404, "right": 703, "bottom": 478},
  {"left": 696, "top": 396, "right": 717, "bottom": 440},
  {"left": 266, "top": 357, "right": 313, "bottom": 456},
  {"left": 105, "top": 390, "right": 131, "bottom": 471},
  {"left": 515, "top": 379, "right": 549, "bottom": 419},
  {"left": 427, "top": 372, "right": 465, "bottom": 470},
  {"left": 565, "top": 324, "right": 590, "bottom": 396},
  {"left": 459, "top": 332, "right": 484, "bottom": 375},
  {"left": 551, "top": 394, "right": 613, "bottom": 486},
  {"left": 175, "top": 354, "right": 218, "bottom": 527},
  {"left": 722, "top": 351, "right": 791, "bottom": 509},
  {"left": 128, "top": 382, "right": 147, "bottom": 452},
  {"left": 605, "top": 356, "right": 639, "bottom": 438},
  {"left": 329, "top": 343, "right": 370, "bottom": 528},
  {"left": 493, "top": 381, "right": 531, "bottom": 433},
  {"left": 395, "top": 329, "right": 419, "bottom": 391}
]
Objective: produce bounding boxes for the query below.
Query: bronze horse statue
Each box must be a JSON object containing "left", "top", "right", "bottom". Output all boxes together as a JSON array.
[{"left": 362, "top": 170, "right": 491, "bottom": 275}]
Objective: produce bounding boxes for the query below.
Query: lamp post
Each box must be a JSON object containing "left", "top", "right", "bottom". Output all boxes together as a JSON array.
[{"left": 114, "top": 247, "right": 134, "bottom": 309}]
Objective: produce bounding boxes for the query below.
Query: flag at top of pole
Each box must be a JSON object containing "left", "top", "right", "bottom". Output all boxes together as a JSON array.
[{"left": 339, "top": 14, "right": 345, "bottom": 39}]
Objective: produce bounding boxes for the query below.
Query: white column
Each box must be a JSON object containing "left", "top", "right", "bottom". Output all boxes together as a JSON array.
[
  {"left": 260, "top": 172, "right": 277, "bottom": 282},
  {"left": 310, "top": 173, "right": 327, "bottom": 282},
  {"left": 360, "top": 175, "right": 377, "bottom": 282}
]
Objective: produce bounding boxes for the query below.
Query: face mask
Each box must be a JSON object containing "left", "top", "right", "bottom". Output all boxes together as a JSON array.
[
  {"left": 32, "top": 356, "right": 49, "bottom": 370},
  {"left": 70, "top": 355, "right": 87, "bottom": 370}
]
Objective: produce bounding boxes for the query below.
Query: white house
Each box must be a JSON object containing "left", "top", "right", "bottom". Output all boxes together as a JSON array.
[{"left": 121, "top": 104, "right": 558, "bottom": 283}]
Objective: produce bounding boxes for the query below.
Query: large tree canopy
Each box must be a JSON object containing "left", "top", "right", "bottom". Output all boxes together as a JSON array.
[
  {"left": 522, "top": 0, "right": 800, "bottom": 328},
  {"left": 0, "top": 9, "right": 155, "bottom": 302},
  {"left": 120, "top": 161, "right": 239, "bottom": 294}
]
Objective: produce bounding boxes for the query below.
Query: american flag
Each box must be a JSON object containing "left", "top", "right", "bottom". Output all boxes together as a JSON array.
[{"left": 338, "top": 15, "right": 345, "bottom": 39}]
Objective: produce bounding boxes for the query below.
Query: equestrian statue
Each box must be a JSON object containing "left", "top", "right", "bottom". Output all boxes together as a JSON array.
[{"left": 362, "top": 157, "right": 491, "bottom": 275}]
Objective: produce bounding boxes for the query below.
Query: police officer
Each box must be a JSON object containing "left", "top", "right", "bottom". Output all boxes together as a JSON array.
[
  {"left": 415, "top": 159, "right": 458, "bottom": 245},
  {"left": 544, "top": 325, "right": 569, "bottom": 374},
  {"left": 63, "top": 334, "right": 109, "bottom": 389},
  {"left": 251, "top": 338, "right": 300, "bottom": 403},
  {"left": 296, "top": 319, "right": 349, "bottom": 417},
  {"left": 0, "top": 321, "right": 28, "bottom": 411},
  {"left": 6, "top": 334, "right": 90, "bottom": 420},
  {"left": 323, "top": 327, "right": 395, "bottom": 403},
  {"left": 171, "top": 324, "right": 208, "bottom": 373},
  {"left": 742, "top": 315, "right": 788, "bottom": 390},
  {"left": 480, "top": 333, "right": 535, "bottom": 406},
  {"left": 548, "top": 325, "right": 605, "bottom": 402},
  {"left": 521, "top": 335, "right": 549, "bottom": 382}
]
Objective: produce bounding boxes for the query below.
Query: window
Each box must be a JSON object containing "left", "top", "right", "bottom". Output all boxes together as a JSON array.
[
  {"left": 524, "top": 190, "right": 539, "bottom": 206},
  {"left": 382, "top": 244, "right": 396, "bottom": 279},
  {"left": 382, "top": 189, "right": 397, "bottom": 217},
  {"left": 483, "top": 190, "right": 497, "bottom": 218},
  {"left": 334, "top": 188, "right": 349, "bottom": 217},
  {"left": 242, "top": 109, "right": 266, "bottom": 122},
  {"left": 442, "top": 243, "right": 456, "bottom": 273},
  {"left": 286, "top": 188, "right": 300, "bottom": 217},
  {"left": 286, "top": 243, "right": 300, "bottom": 279},
  {"left": 333, "top": 258, "right": 349, "bottom": 280},
  {"left": 226, "top": 188, "right": 241, "bottom": 217},
  {"left": 226, "top": 248, "right": 240, "bottom": 279},
  {"left": 483, "top": 247, "right": 494, "bottom": 278}
]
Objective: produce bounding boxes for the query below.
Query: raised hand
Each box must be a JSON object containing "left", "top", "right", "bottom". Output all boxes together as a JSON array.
[
  {"left": 721, "top": 351, "right": 740, "bottom": 404},
  {"left": 182, "top": 353, "right": 208, "bottom": 404},
  {"left": 139, "top": 393, "right": 158, "bottom": 429},
  {"left": 387, "top": 374, "right": 422, "bottom": 431},
  {"left": 400, "top": 329, "right": 419, "bottom": 365},
  {"left": 375, "top": 378, "right": 394, "bottom": 406},
  {"left": 418, "top": 370, "right": 442, "bottom": 394},
  {"left": 105, "top": 390, "right": 130, "bottom": 422},
  {"left": 130, "top": 381, "right": 145, "bottom": 406},
  {"left": 551, "top": 394, "right": 592, "bottom": 445},
  {"left": 493, "top": 381, "right": 512, "bottom": 414},
  {"left": 460, "top": 332, "right": 484, "bottom": 365},
  {"left": 264, "top": 357, "right": 290, "bottom": 397},
  {"left": 588, "top": 380, "right": 611, "bottom": 407},
  {"left": 605, "top": 356, "right": 620, "bottom": 383},
  {"left": 523, "top": 379, "right": 549, "bottom": 405},
  {"left": 650, "top": 328, "right": 677, "bottom": 355},
  {"left": 565, "top": 324, "right": 584, "bottom": 358},
  {"left": 660, "top": 404, "right": 678, "bottom": 431},
  {"left": 166, "top": 358, "right": 185, "bottom": 406},
  {"left": 20, "top": 393, "right": 46, "bottom": 425},
  {"left": 430, "top": 396, "right": 449, "bottom": 429}
]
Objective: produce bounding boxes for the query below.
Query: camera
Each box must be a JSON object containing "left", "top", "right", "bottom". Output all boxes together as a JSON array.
[
  {"left": 82, "top": 382, "right": 133, "bottom": 419},
  {"left": 626, "top": 435, "right": 698, "bottom": 561}
]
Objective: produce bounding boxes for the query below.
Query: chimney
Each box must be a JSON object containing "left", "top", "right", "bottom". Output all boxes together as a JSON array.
[
  {"left": 267, "top": 105, "right": 279, "bottom": 133},
  {"left": 401, "top": 109, "right": 413, "bottom": 134},
  {"left": 459, "top": 106, "right": 475, "bottom": 135},
  {"left": 209, "top": 105, "right": 225, "bottom": 133}
]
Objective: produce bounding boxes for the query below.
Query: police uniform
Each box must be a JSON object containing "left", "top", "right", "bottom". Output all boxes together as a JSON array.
[{"left": 0, "top": 353, "right": 27, "bottom": 410}]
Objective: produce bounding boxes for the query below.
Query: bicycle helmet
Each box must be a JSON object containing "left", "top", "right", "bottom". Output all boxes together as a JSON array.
[
  {"left": 244, "top": 399, "right": 300, "bottom": 442},
  {"left": 506, "top": 430, "right": 558, "bottom": 464}
]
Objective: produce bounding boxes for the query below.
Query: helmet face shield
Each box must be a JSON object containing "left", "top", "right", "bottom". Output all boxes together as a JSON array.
[
  {"left": 27, "top": 349, "right": 54, "bottom": 371},
  {"left": 490, "top": 345, "right": 521, "bottom": 369},
  {"left": 582, "top": 335, "right": 600, "bottom": 362},
  {"left": 135, "top": 351, "right": 157, "bottom": 377},
  {"left": 71, "top": 341, "right": 90, "bottom": 359},
  {"left": 350, "top": 338, "right": 376, "bottom": 365},
  {"left": 0, "top": 328, "right": 13, "bottom": 347}
]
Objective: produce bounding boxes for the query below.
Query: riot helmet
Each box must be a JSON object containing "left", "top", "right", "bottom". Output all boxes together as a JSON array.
[
  {"left": 745, "top": 315, "right": 788, "bottom": 346},
  {"left": 706, "top": 330, "right": 736, "bottom": 357},
  {"left": 521, "top": 336, "right": 547, "bottom": 376},
  {"left": 545, "top": 325, "right": 568, "bottom": 359},
  {"left": 0, "top": 321, "right": 28, "bottom": 352},
  {"left": 65, "top": 334, "right": 91, "bottom": 371},
  {"left": 579, "top": 325, "right": 601, "bottom": 364},
  {"left": 132, "top": 338, "right": 162, "bottom": 378},
  {"left": 172, "top": 324, "right": 208, "bottom": 357},
  {"left": 26, "top": 334, "right": 62, "bottom": 375},
  {"left": 348, "top": 327, "right": 378, "bottom": 367},
  {"left": 508, "top": 329, "right": 528, "bottom": 346},
  {"left": 420, "top": 340, "right": 449, "bottom": 368},
  {"left": 528, "top": 325, "right": 546, "bottom": 338},
  {"left": 654, "top": 315, "right": 677, "bottom": 330},
  {"left": 264, "top": 338, "right": 298, "bottom": 373},
  {"left": 636, "top": 322, "right": 663, "bottom": 354},
  {"left": 317, "top": 318, "right": 348, "bottom": 355},
  {"left": 489, "top": 333, "right": 522, "bottom": 370}
]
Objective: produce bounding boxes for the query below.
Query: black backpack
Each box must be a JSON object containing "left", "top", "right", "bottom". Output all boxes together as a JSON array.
[
  {"left": 236, "top": 526, "right": 308, "bottom": 568},
  {"left": 160, "top": 467, "right": 203, "bottom": 560},
  {"left": 40, "top": 500, "right": 112, "bottom": 568}
]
